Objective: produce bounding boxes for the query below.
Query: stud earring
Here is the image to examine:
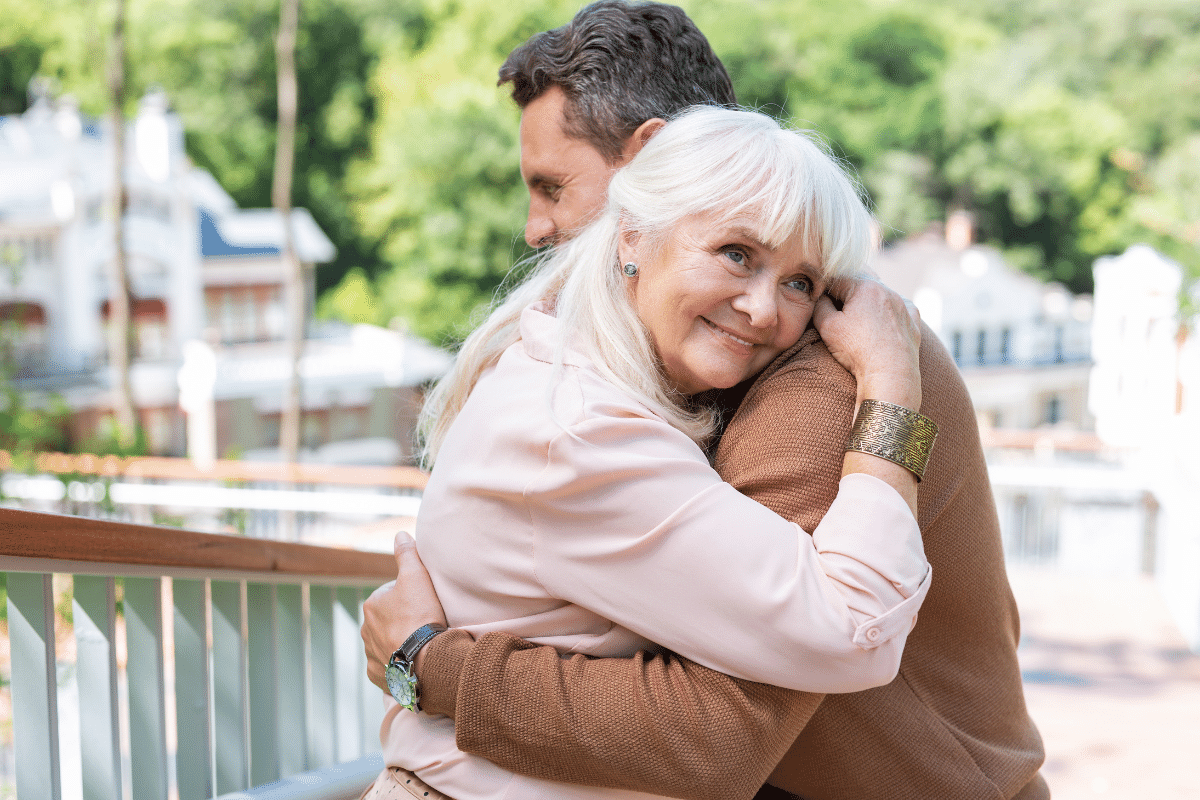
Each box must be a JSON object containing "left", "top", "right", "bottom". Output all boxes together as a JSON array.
[{"left": 622, "top": 262, "right": 639, "bottom": 277}]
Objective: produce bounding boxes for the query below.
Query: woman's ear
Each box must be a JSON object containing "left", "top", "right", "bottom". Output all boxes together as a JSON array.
[{"left": 617, "top": 218, "right": 642, "bottom": 267}]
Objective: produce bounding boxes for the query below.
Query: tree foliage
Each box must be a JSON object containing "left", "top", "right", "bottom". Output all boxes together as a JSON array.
[{"left": 2, "top": 0, "right": 1197, "bottom": 343}]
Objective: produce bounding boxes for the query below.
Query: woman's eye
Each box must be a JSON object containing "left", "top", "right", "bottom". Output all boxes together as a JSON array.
[
  {"left": 787, "top": 277, "right": 813, "bottom": 294},
  {"left": 724, "top": 249, "right": 747, "bottom": 266}
]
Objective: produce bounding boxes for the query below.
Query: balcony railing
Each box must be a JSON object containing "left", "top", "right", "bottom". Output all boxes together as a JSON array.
[
  {"left": 1, "top": 507, "right": 396, "bottom": 800},
  {"left": 0, "top": 451, "right": 429, "bottom": 544}
]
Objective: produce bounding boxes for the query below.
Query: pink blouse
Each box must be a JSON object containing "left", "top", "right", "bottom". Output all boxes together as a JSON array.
[{"left": 380, "top": 303, "right": 931, "bottom": 800}]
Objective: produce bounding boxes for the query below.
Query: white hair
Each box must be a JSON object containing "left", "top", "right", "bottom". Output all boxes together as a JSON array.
[{"left": 418, "top": 106, "right": 874, "bottom": 465}]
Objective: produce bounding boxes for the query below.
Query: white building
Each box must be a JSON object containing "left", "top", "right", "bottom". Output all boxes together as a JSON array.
[
  {"left": 1089, "top": 245, "right": 1200, "bottom": 648},
  {"left": 873, "top": 213, "right": 1094, "bottom": 430},
  {"left": 0, "top": 88, "right": 447, "bottom": 463}
]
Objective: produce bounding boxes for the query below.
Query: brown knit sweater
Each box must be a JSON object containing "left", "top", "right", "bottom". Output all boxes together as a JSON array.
[{"left": 417, "top": 325, "right": 1048, "bottom": 800}]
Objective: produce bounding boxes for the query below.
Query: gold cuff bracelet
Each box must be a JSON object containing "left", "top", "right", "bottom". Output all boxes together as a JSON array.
[{"left": 845, "top": 399, "right": 939, "bottom": 481}]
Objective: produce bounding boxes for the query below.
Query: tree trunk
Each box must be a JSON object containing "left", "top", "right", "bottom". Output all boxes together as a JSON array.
[
  {"left": 274, "top": 0, "right": 303, "bottom": 537},
  {"left": 107, "top": 0, "right": 137, "bottom": 449}
]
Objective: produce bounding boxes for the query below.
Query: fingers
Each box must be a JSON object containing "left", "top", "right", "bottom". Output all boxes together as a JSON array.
[
  {"left": 812, "top": 292, "right": 840, "bottom": 331},
  {"left": 824, "top": 274, "right": 866, "bottom": 305},
  {"left": 394, "top": 529, "right": 416, "bottom": 563}
]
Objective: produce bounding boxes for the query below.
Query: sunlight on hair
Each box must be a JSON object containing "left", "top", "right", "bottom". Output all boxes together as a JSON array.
[{"left": 419, "top": 107, "right": 875, "bottom": 466}]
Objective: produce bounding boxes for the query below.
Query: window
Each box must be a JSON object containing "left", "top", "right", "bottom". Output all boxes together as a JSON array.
[
  {"left": 976, "top": 330, "right": 987, "bottom": 365},
  {"left": 127, "top": 191, "right": 172, "bottom": 223},
  {"left": 1045, "top": 395, "right": 1061, "bottom": 425},
  {"left": 0, "top": 236, "right": 54, "bottom": 283},
  {"left": 101, "top": 297, "right": 169, "bottom": 360},
  {"left": 999, "top": 327, "right": 1012, "bottom": 364},
  {"left": 951, "top": 331, "right": 963, "bottom": 364},
  {"left": 0, "top": 302, "right": 48, "bottom": 366},
  {"left": 205, "top": 285, "right": 285, "bottom": 344}
]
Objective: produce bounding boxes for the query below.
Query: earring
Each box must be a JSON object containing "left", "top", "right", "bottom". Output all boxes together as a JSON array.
[{"left": 622, "top": 262, "right": 639, "bottom": 277}]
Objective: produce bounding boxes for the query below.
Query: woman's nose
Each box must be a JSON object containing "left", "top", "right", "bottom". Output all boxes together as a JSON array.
[{"left": 732, "top": 278, "right": 778, "bottom": 328}]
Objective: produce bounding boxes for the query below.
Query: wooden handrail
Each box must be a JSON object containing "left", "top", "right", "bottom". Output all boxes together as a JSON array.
[
  {"left": 0, "top": 508, "right": 396, "bottom": 580},
  {"left": 0, "top": 450, "right": 430, "bottom": 489}
]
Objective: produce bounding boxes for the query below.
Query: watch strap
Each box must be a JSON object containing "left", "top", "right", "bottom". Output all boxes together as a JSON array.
[
  {"left": 385, "top": 624, "right": 447, "bottom": 713},
  {"left": 399, "top": 623, "right": 448, "bottom": 666}
]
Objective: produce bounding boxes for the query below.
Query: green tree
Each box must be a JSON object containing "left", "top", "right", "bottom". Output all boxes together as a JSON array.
[
  {"left": 350, "top": 0, "right": 580, "bottom": 344},
  {"left": 0, "top": 367, "right": 69, "bottom": 467},
  {"left": 0, "top": 0, "right": 393, "bottom": 297},
  {"left": 935, "top": 0, "right": 1200, "bottom": 289},
  {"left": 127, "top": 0, "right": 391, "bottom": 296}
]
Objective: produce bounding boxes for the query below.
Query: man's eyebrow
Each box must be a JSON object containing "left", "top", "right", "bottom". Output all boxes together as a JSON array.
[{"left": 524, "top": 171, "right": 563, "bottom": 187}]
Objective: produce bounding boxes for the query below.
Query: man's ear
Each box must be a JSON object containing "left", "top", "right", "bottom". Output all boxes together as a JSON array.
[{"left": 618, "top": 117, "right": 667, "bottom": 164}]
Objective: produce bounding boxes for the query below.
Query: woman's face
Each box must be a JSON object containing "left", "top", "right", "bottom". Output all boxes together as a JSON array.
[{"left": 620, "top": 213, "right": 826, "bottom": 396}]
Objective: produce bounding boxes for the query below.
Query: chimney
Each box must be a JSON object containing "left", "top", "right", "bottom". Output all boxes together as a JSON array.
[{"left": 946, "top": 209, "right": 974, "bottom": 251}]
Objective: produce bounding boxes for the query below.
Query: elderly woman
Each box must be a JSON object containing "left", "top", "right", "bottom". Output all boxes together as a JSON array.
[{"left": 370, "top": 107, "right": 936, "bottom": 800}]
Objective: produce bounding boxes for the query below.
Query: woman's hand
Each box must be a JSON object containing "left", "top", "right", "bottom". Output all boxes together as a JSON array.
[
  {"left": 812, "top": 278, "right": 922, "bottom": 412},
  {"left": 814, "top": 278, "right": 924, "bottom": 514}
]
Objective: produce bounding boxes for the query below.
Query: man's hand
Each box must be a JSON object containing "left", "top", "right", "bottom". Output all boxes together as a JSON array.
[{"left": 362, "top": 531, "right": 448, "bottom": 692}]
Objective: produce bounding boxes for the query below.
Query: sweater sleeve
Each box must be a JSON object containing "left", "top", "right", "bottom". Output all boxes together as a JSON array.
[
  {"left": 419, "top": 334, "right": 894, "bottom": 799},
  {"left": 525, "top": 367, "right": 927, "bottom": 691}
]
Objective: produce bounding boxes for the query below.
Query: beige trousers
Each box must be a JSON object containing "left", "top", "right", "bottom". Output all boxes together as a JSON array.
[{"left": 361, "top": 767, "right": 454, "bottom": 800}]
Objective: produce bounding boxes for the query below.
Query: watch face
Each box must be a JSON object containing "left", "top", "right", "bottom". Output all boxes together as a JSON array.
[{"left": 385, "top": 662, "right": 419, "bottom": 712}]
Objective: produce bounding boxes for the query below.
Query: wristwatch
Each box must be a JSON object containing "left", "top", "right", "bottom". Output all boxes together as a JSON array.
[{"left": 385, "top": 623, "right": 448, "bottom": 712}]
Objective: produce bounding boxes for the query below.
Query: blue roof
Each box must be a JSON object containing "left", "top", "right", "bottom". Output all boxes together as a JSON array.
[{"left": 199, "top": 208, "right": 280, "bottom": 257}]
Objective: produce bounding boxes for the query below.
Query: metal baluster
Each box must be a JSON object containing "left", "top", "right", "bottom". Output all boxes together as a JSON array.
[
  {"left": 173, "top": 578, "right": 213, "bottom": 800},
  {"left": 124, "top": 577, "right": 169, "bottom": 800},
  {"left": 6, "top": 572, "right": 61, "bottom": 800},
  {"left": 212, "top": 580, "right": 249, "bottom": 793},
  {"left": 73, "top": 575, "right": 122, "bottom": 800}
]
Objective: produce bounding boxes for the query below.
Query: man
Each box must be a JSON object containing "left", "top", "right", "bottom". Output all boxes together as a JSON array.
[{"left": 362, "top": 3, "right": 1048, "bottom": 799}]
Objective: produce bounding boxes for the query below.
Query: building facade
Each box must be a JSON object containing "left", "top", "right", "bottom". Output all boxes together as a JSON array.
[
  {"left": 0, "top": 89, "right": 446, "bottom": 463},
  {"left": 873, "top": 212, "right": 1094, "bottom": 431}
]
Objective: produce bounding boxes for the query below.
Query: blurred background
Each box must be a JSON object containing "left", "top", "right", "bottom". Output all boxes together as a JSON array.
[{"left": 1, "top": 0, "right": 1199, "bottom": 798}]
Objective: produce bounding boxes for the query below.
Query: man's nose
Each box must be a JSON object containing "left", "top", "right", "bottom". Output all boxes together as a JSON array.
[{"left": 524, "top": 207, "right": 556, "bottom": 248}]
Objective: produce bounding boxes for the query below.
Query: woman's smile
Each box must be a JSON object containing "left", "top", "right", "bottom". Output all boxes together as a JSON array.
[
  {"left": 702, "top": 317, "right": 760, "bottom": 350},
  {"left": 622, "top": 212, "right": 824, "bottom": 395}
]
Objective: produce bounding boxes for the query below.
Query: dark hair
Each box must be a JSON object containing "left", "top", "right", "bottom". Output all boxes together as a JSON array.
[{"left": 498, "top": 1, "right": 736, "bottom": 161}]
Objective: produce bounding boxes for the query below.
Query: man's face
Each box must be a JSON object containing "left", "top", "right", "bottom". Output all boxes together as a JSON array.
[{"left": 519, "top": 86, "right": 615, "bottom": 248}]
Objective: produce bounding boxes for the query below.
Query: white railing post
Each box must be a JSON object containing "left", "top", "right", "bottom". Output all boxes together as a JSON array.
[
  {"left": 124, "top": 577, "right": 170, "bottom": 800},
  {"left": 2, "top": 508, "right": 397, "bottom": 800},
  {"left": 333, "top": 589, "right": 364, "bottom": 762},
  {"left": 73, "top": 575, "right": 122, "bottom": 800},
  {"left": 359, "top": 588, "right": 383, "bottom": 753},
  {"left": 212, "top": 580, "right": 250, "bottom": 793},
  {"left": 276, "top": 583, "right": 308, "bottom": 776},
  {"left": 6, "top": 572, "right": 62, "bottom": 800},
  {"left": 307, "top": 586, "right": 336, "bottom": 768},
  {"left": 173, "top": 578, "right": 214, "bottom": 800},
  {"left": 247, "top": 583, "right": 280, "bottom": 785}
]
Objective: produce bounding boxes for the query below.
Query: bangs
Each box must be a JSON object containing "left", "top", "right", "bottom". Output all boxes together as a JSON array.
[{"left": 611, "top": 107, "right": 873, "bottom": 283}]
